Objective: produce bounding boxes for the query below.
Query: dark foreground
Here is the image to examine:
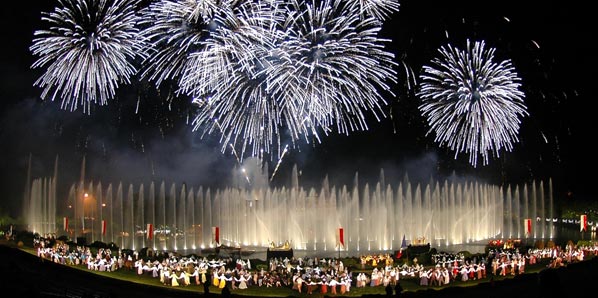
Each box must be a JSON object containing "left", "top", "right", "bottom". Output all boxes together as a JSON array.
[{"left": 0, "top": 244, "right": 593, "bottom": 298}]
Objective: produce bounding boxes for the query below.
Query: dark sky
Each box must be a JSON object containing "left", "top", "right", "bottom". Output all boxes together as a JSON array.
[{"left": 0, "top": 0, "right": 594, "bottom": 219}]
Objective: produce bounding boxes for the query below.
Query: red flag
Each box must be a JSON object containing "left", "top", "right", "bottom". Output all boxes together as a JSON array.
[
  {"left": 524, "top": 219, "right": 532, "bottom": 235},
  {"left": 395, "top": 250, "right": 402, "bottom": 259},
  {"left": 147, "top": 223, "right": 153, "bottom": 239},
  {"left": 581, "top": 215, "right": 588, "bottom": 232},
  {"left": 212, "top": 226, "right": 220, "bottom": 244},
  {"left": 63, "top": 217, "right": 68, "bottom": 231},
  {"left": 101, "top": 220, "right": 107, "bottom": 235},
  {"left": 339, "top": 227, "right": 344, "bottom": 247}
]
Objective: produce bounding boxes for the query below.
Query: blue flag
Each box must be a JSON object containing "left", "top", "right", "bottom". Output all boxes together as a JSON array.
[{"left": 401, "top": 234, "right": 407, "bottom": 249}]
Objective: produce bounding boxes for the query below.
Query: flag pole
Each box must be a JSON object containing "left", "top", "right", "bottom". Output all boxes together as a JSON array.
[
  {"left": 338, "top": 227, "right": 343, "bottom": 260},
  {"left": 581, "top": 214, "right": 587, "bottom": 240}
]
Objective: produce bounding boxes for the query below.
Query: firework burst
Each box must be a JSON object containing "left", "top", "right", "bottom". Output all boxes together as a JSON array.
[
  {"left": 142, "top": 0, "right": 291, "bottom": 160},
  {"left": 417, "top": 40, "right": 527, "bottom": 167},
  {"left": 178, "top": 0, "right": 283, "bottom": 98},
  {"left": 185, "top": 0, "right": 397, "bottom": 161},
  {"left": 138, "top": 0, "right": 221, "bottom": 87},
  {"left": 181, "top": 0, "right": 290, "bottom": 159},
  {"left": 31, "top": 0, "right": 399, "bottom": 162},
  {"left": 30, "top": 0, "right": 146, "bottom": 113},
  {"left": 266, "top": 0, "right": 397, "bottom": 139}
]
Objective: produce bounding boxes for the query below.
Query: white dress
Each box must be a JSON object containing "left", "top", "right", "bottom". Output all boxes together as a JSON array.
[{"left": 236, "top": 275, "right": 248, "bottom": 289}]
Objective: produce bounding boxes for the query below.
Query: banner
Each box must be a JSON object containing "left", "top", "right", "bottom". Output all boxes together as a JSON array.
[
  {"left": 395, "top": 250, "right": 402, "bottom": 259},
  {"left": 339, "top": 227, "right": 344, "bottom": 247},
  {"left": 581, "top": 215, "right": 588, "bottom": 232},
  {"left": 147, "top": 223, "right": 153, "bottom": 239},
  {"left": 63, "top": 217, "right": 68, "bottom": 231},
  {"left": 101, "top": 220, "right": 107, "bottom": 235},
  {"left": 396, "top": 234, "right": 408, "bottom": 259},
  {"left": 524, "top": 218, "right": 532, "bottom": 235},
  {"left": 212, "top": 226, "right": 220, "bottom": 244}
]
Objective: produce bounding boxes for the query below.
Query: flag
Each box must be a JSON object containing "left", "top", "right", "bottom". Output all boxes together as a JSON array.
[
  {"left": 581, "top": 215, "right": 588, "bottom": 232},
  {"left": 101, "top": 220, "right": 107, "bottom": 235},
  {"left": 396, "top": 234, "right": 407, "bottom": 259},
  {"left": 524, "top": 218, "right": 532, "bottom": 235},
  {"left": 63, "top": 217, "right": 68, "bottom": 231},
  {"left": 147, "top": 223, "right": 153, "bottom": 239},
  {"left": 212, "top": 226, "right": 220, "bottom": 244},
  {"left": 395, "top": 250, "right": 402, "bottom": 259},
  {"left": 338, "top": 227, "right": 344, "bottom": 248},
  {"left": 400, "top": 234, "right": 407, "bottom": 249}
]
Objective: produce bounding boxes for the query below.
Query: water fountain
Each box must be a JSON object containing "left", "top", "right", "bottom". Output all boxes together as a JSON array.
[{"left": 24, "top": 158, "right": 555, "bottom": 255}]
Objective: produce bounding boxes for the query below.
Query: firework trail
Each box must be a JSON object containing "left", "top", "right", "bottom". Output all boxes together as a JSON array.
[
  {"left": 417, "top": 40, "right": 527, "bottom": 167},
  {"left": 192, "top": 96, "right": 252, "bottom": 183},
  {"left": 30, "top": 0, "right": 147, "bottom": 113},
  {"left": 270, "top": 144, "right": 289, "bottom": 182}
]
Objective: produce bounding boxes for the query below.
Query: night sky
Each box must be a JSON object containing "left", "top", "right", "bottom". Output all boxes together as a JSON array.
[{"left": 0, "top": 0, "right": 594, "bottom": 220}]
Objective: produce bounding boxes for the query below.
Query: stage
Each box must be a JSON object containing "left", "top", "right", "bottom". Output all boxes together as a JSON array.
[{"left": 267, "top": 248, "right": 293, "bottom": 260}]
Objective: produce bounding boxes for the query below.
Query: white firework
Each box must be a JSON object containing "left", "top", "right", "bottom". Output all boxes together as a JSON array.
[
  {"left": 185, "top": 0, "right": 397, "bottom": 161},
  {"left": 417, "top": 39, "right": 528, "bottom": 167},
  {"left": 272, "top": 0, "right": 397, "bottom": 135},
  {"left": 31, "top": 0, "right": 399, "bottom": 161},
  {"left": 142, "top": 0, "right": 291, "bottom": 159},
  {"left": 179, "top": 0, "right": 283, "bottom": 98},
  {"left": 182, "top": 0, "right": 290, "bottom": 159},
  {"left": 138, "top": 0, "right": 219, "bottom": 87},
  {"left": 30, "top": 0, "right": 146, "bottom": 113}
]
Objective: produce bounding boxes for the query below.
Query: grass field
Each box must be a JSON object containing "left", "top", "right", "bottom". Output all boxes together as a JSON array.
[{"left": 12, "top": 243, "right": 562, "bottom": 297}]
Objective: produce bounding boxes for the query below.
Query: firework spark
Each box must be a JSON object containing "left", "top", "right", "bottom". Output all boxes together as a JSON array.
[
  {"left": 30, "top": 0, "right": 146, "bottom": 113},
  {"left": 417, "top": 40, "right": 527, "bottom": 167},
  {"left": 344, "top": 0, "right": 400, "bottom": 21}
]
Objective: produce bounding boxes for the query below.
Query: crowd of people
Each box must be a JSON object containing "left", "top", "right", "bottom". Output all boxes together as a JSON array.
[{"left": 31, "top": 235, "right": 598, "bottom": 296}]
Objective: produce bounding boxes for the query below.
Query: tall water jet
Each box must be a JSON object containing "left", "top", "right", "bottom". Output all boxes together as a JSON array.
[
  {"left": 148, "top": 182, "right": 156, "bottom": 250},
  {"left": 106, "top": 183, "right": 113, "bottom": 244},
  {"left": 125, "top": 184, "right": 134, "bottom": 249},
  {"left": 24, "top": 155, "right": 57, "bottom": 236},
  {"left": 22, "top": 153, "right": 32, "bottom": 226},
  {"left": 25, "top": 156, "right": 556, "bottom": 254}
]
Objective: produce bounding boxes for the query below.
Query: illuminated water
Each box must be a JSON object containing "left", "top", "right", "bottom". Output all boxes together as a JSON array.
[{"left": 24, "top": 159, "right": 555, "bottom": 255}]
